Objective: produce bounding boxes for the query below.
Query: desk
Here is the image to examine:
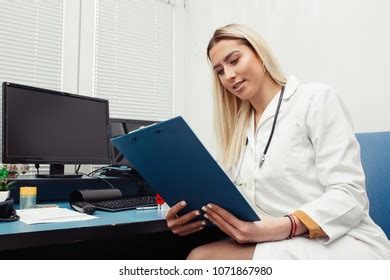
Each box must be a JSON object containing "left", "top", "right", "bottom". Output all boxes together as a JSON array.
[
  {"left": 0, "top": 203, "right": 225, "bottom": 259},
  {"left": 1, "top": 177, "right": 226, "bottom": 259},
  {"left": 0, "top": 202, "right": 168, "bottom": 252}
]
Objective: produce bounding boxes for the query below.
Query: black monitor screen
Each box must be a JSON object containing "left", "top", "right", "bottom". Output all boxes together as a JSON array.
[
  {"left": 110, "top": 118, "right": 156, "bottom": 166},
  {"left": 2, "top": 83, "right": 111, "bottom": 165}
]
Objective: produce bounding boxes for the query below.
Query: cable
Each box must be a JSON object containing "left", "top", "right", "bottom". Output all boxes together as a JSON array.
[
  {"left": 90, "top": 166, "right": 150, "bottom": 195},
  {"left": 85, "top": 166, "right": 150, "bottom": 194},
  {"left": 35, "top": 163, "right": 40, "bottom": 176},
  {"left": 88, "top": 166, "right": 131, "bottom": 178},
  {"left": 5, "top": 180, "right": 18, "bottom": 190},
  {"left": 78, "top": 172, "right": 116, "bottom": 189},
  {"left": 75, "top": 164, "right": 81, "bottom": 174},
  {"left": 87, "top": 166, "right": 108, "bottom": 177}
]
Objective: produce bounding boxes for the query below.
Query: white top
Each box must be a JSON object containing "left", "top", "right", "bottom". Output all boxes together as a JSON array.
[{"left": 231, "top": 75, "right": 390, "bottom": 258}]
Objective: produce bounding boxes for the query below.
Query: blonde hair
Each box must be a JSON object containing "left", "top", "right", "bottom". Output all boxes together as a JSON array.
[{"left": 207, "top": 23, "right": 286, "bottom": 170}]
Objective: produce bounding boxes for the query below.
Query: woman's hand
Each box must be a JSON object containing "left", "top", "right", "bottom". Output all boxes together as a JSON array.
[
  {"left": 203, "top": 203, "right": 294, "bottom": 243},
  {"left": 165, "top": 201, "right": 207, "bottom": 236}
]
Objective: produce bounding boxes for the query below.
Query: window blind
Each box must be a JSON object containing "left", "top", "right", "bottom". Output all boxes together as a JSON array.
[
  {"left": 0, "top": 0, "right": 64, "bottom": 167},
  {"left": 94, "top": 0, "right": 174, "bottom": 121}
]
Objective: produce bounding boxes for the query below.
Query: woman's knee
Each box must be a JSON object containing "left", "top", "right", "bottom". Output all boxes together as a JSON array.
[
  {"left": 187, "top": 239, "right": 255, "bottom": 260},
  {"left": 186, "top": 244, "right": 212, "bottom": 260}
]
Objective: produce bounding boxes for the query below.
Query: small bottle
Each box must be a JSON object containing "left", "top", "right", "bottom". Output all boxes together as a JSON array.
[{"left": 19, "top": 186, "right": 37, "bottom": 209}]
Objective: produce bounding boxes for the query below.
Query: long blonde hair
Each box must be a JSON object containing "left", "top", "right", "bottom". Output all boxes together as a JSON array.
[{"left": 207, "top": 23, "right": 286, "bottom": 170}]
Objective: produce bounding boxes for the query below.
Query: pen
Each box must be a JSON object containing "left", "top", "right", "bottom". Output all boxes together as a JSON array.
[{"left": 136, "top": 206, "right": 158, "bottom": 210}]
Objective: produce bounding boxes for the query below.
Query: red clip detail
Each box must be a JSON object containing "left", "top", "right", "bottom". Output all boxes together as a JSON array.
[{"left": 155, "top": 193, "right": 165, "bottom": 205}]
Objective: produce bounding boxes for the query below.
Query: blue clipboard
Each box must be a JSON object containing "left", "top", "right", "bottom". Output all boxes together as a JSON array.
[{"left": 110, "top": 116, "right": 260, "bottom": 221}]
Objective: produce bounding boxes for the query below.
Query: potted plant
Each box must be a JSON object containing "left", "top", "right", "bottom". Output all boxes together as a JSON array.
[
  {"left": 0, "top": 165, "right": 19, "bottom": 202},
  {"left": 0, "top": 167, "right": 11, "bottom": 202}
]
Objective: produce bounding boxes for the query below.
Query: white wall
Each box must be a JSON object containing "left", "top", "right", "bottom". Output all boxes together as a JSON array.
[
  {"left": 61, "top": 0, "right": 81, "bottom": 94},
  {"left": 181, "top": 0, "right": 390, "bottom": 154}
]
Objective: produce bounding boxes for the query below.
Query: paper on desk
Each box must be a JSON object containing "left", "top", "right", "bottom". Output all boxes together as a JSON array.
[{"left": 16, "top": 207, "right": 98, "bottom": 224}]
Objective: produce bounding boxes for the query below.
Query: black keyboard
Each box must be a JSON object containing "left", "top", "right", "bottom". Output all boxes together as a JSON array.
[{"left": 91, "top": 195, "right": 157, "bottom": 212}]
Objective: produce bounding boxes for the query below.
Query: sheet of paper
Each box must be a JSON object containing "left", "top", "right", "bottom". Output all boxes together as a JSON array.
[{"left": 16, "top": 207, "right": 98, "bottom": 225}]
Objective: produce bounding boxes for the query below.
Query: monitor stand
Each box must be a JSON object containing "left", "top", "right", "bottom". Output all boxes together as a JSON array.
[{"left": 35, "top": 164, "right": 83, "bottom": 178}]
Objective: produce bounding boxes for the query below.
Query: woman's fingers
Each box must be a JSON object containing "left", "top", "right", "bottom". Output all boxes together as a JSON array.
[
  {"left": 167, "top": 209, "right": 201, "bottom": 229},
  {"left": 204, "top": 210, "right": 237, "bottom": 238},
  {"left": 165, "top": 200, "right": 187, "bottom": 220},
  {"left": 203, "top": 204, "right": 249, "bottom": 243},
  {"left": 205, "top": 203, "right": 244, "bottom": 227},
  {"left": 172, "top": 220, "right": 207, "bottom": 236},
  {"left": 165, "top": 200, "right": 204, "bottom": 236},
  {"left": 183, "top": 224, "right": 205, "bottom": 235}
]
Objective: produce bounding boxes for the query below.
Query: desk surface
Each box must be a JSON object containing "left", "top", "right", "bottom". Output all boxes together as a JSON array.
[{"left": 0, "top": 202, "right": 168, "bottom": 251}]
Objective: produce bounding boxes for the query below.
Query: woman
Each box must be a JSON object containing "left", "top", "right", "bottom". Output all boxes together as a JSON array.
[{"left": 165, "top": 23, "right": 390, "bottom": 259}]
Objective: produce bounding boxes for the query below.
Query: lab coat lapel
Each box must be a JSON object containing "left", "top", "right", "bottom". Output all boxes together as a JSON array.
[
  {"left": 256, "top": 76, "right": 301, "bottom": 130},
  {"left": 256, "top": 92, "right": 282, "bottom": 129}
]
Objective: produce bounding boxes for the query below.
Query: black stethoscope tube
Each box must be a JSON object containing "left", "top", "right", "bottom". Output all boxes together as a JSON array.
[
  {"left": 234, "top": 85, "right": 285, "bottom": 185},
  {"left": 259, "top": 85, "right": 285, "bottom": 167}
]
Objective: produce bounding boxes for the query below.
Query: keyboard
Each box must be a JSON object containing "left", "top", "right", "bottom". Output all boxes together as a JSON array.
[{"left": 91, "top": 195, "right": 157, "bottom": 212}]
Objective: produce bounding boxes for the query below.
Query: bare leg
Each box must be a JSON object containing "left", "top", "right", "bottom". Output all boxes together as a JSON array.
[{"left": 187, "top": 238, "right": 256, "bottom": 260}]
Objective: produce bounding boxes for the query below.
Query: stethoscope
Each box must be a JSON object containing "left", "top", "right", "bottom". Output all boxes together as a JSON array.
[{"left": 234, "top": 86, "right": 285, "bottom": 186}]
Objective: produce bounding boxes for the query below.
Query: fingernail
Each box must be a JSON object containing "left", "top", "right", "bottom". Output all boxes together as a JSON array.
[
  {"left": 201, "top": 221, "right": 207, "bottom": 225},
  {"left": 195, "top": 210, "right": 200, "bottom": 216},
  {"left": 201, "top": 206, "right": 207, "bottom": 212},
  {"left": 199, "top": 226, "right": 204, "bottom": 230},
  {"left": 207, "top": 203, "right": 213, "bottom": 209},
  {"left": 181, "top": 201, "right": 186, "bottom": 206},
  {"left": 204, "top": 214, "right": 209, "bottom": 219}
]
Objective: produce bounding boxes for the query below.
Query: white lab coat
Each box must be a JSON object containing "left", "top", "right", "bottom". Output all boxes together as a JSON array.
[{"left": 231, "top": 76, "right": 390, "bottom": 259}]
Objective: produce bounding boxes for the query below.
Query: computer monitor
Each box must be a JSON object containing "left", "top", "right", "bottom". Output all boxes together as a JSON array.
[
  {"left": 2, "top": 82, "right": 111, "bottom": 177},
  {"left": 109, "top": 118, "right": 156, "bottom": 167}
]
